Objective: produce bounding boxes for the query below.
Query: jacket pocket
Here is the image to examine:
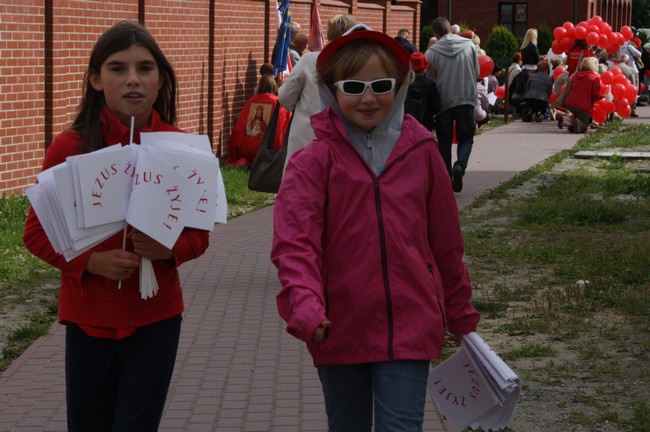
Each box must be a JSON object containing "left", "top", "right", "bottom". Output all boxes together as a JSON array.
[{"left": 427, "top": 262, "right": 447, "bottom": 328}]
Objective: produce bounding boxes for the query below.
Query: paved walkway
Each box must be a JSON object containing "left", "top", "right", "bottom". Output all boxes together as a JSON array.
[{"left": 1, "top": 106, "right": 648, "bottom": 432}]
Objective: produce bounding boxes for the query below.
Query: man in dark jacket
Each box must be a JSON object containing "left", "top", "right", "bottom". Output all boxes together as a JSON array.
[{"left": 395, "top": 29, "right": 417, "bottom": 54}]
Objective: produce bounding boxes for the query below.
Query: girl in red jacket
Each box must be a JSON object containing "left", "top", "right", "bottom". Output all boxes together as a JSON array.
[
  {"left": 272, "top": 24, "right": 480, "bottom": 431},
  {"left": 23, "top": 21, "right": 210, "bottom": 431}
]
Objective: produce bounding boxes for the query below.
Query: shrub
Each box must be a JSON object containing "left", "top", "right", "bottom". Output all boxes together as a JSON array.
[
  {"left": 537, "top": 24, "right": 553, "bottom": 56},
  {"left": 484, "top": 25, "right": 520, "bottom": 67},
  {"left": 419, "top": 24, "right": 433, "bottom": 53}
]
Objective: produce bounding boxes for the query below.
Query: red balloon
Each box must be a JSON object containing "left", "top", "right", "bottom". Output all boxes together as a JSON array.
[
  {"left": 606, "top": 44, "right": 620, "bottom": 54},
  {"left": 561, "top": 37, "right": 573, "bottom": 52},
  {"left": 495, "top": 85, "right": 505, "bottom": 99},
  {"left": 478, "top": 55, "right": 494, "bottom": 79},
  {"left": 585, "top": 32, "right": 598, "bottom": 45},
  {"left": 616, "top": 102, "right": 631, "bottom": 118},
  {"left": 587, "top": 25, "right": 600, "bottom": 34},
  {"left": 590, "top": 15, "right": 603, "bottom": 26},
  {"left": 615, "top": 98, "right": 629, "bottom": 110},
  {"left": 553, "top": 66, "right": 566, "bottom": 80},
  {"left": 599, "top": 22, "right": 612, "bottom": 36},
  {"left": 625, "top": 84, "right": 638, "bottom": 102},
  {"left": 574, "top": 26, "right": 587, "bottom": 40},
  {"left": 614, "top": 74, "right": 629, "bottom": 85},
  {"left": 548, "top": 92, "right": 558, "bottom": 104},
  {"left": 597, "top": 33, "right": 609, "bottom": 48},
  {"left": 554, "top": 26, "right": 568, "bottom": 41},
  {"left": 599, "top": 84, "right": 610, "bottom": 96},
  {"left": 614, "top": 32, "right": 626, "bottom": 45},
  {"left": 586, "top": 32, "right": 599, "bottom": 46},
  {"left": 563, "top": 21, "right": 575, "bottom": 32},
  {"left": 599, "top": 99, "right": 616, "bottom": 114},
  {"left": 620, "top": 25, "right": 633, "bottom": 41},
  {"left": 609, "top": 66, "right": 622, "bottom": 76},
  {"left": 600, "top": 70, "right": 614, "bottom": 85},
  {"left": 612, "top": 83, "right": 626, "bottom": 99},
  {"left": 551, "top": 40, "right": 564, "bottom": 55},
  {"left": 592, "top": 107, "right": 607, "bottom": 124}
]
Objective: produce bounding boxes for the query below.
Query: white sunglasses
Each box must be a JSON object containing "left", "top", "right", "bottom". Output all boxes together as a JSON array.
[{"left": 333, "top": 78, "right": 397, "bottom": 96}]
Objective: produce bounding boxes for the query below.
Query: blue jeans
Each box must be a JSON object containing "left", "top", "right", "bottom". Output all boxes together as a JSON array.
[
  {"left": 434, "top": 104, "right": 475, "bottom": 176},
  {"left": 317, "top": 360, "right": 430, "bottom": 432}
]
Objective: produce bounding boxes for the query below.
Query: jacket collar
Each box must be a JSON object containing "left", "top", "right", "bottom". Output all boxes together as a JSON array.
[{"left": 100, "top": 107, "right": 163, "bottom": 146}]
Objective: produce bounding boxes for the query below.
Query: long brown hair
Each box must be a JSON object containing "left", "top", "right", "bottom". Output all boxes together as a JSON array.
[{"left": 71, "top": 21, "right": 177, "bottom": 154}]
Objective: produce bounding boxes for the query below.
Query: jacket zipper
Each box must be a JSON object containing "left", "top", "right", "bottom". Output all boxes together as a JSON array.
[
  {"left": 373, "top": 178, "right": 394, "bottom": 359},
  {"left": 350, "top": 134, "right": 436, "bottom": 360}
]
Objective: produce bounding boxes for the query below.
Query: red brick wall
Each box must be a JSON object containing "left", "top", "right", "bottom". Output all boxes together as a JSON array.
[{"left": 0, "top": 0, "right": 419, "bottom": 196}]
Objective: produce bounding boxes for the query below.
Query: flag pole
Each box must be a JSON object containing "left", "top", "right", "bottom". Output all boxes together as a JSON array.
[{"left": 117, "top": 116, "right": 135, "bottom": 289}]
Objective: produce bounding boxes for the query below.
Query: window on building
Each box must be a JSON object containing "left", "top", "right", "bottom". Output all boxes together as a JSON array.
[{"left": 499, "top": 3, "right": 527, "bottom": 40}]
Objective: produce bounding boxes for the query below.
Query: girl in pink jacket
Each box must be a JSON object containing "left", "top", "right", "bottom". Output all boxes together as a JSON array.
[{"left": 271, "top": 24, "right": 480, "bottom": 431}]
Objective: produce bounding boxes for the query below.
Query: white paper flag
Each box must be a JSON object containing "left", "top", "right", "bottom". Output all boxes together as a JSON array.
[{"left": 125, "top": 147, "right": 204, "bottom": 250}]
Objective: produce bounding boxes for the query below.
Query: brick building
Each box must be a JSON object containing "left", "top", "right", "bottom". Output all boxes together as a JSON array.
[
  {"left": 421, "top": 0, "right": 633, "bottom": 41},
  {"left": 0, "top": 0, "right": 420, "bottom": 196}
]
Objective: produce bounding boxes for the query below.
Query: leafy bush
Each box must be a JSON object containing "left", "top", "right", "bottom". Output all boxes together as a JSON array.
[
  {"left": 419, "top": 24, "right": 433, "bottom": 53},
  {"left": 537, "top": 24, "right": 553, "bottom": 57},
  {"left": 484, "top": 25, "right": 520, "bottom": 65}
]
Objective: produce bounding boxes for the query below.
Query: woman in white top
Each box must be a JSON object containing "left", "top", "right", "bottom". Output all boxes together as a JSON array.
[{"left": 278, "top": 14, "right": 357, "bottom": 171}]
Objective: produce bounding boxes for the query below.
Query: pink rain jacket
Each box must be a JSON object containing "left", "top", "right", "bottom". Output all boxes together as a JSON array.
[{"left": 272, "top": 109, "right": 480, "bottom": 366}]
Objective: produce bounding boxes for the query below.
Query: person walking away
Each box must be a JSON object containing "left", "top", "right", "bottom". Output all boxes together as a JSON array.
[
  {"left": 560, "top": 57, "right": 602, "bottom": 133},
  {"left": 405, "top": 51, "right": 439, "bottom": 131},
  {"left": 425, "top": 17, "right": 479, "bottom": 193},
  {"left": 22, "top": 21, "right": 210, "bottom": 431},
  {"left": 523, "top": 60, "right": 553, "bottom": 122},
  {"left": 272, "top": 24, "right": 480, "bottom": 432},
  {"left": 278, "top": 14, "right": 357, "bottom": 171}
]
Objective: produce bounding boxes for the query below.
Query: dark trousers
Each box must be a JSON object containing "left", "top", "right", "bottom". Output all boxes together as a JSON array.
[
  {"left": 434, "top": 104, "right": 475, "bottom": 176},
  {"left": 525, "top": 99, "right": 549, "bottom": 116},
  {"left": 65, "top": 315, "right": 182, "bottom": 432}
]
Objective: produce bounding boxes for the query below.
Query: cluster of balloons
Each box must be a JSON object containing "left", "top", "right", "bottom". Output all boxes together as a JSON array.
[
  {"left": 591, "top": 66, "right": 639, "bottom": 121},
  {"left": 551, "top": 16, "right": 637, "bottom": 56}
]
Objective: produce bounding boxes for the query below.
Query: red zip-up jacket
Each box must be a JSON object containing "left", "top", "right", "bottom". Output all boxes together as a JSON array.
[
  {"left": 23, "top": 108, "right": 210, "bottom": 336},
  {"left": 272, "top": 109, "right": 480, "bottom": 366}
]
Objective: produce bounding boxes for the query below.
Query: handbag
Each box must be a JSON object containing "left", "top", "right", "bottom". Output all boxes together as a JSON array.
[
  {"left": 248, "top": 102, "right": 291, "bottom": 193},
  {"left": 634, "top": 56, "right": 644, "bottom": 70}
]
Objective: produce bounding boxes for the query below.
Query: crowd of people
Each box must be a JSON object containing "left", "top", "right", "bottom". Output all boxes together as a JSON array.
[
  {"left": 24, "top": 12, "right": 647, "bottom": 432},
  {"left": 506, "top": 26, "right": 649, "bottom": 132}
]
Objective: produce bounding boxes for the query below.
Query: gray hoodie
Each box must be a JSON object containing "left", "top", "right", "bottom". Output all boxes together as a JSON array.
[
  {"left": 425, "top": 34, "right": 479, "bottom": 112},
  {"left": 317, "top": 73, "right": 410, "bottom": 175}
]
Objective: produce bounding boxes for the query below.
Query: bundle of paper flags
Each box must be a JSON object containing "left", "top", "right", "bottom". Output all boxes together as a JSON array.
[
  {"left": 427, "top": 332, "right": 521, "bottom": 431},
  {"left": 26, "top": 131, "right": 227, "bottom": 299}
]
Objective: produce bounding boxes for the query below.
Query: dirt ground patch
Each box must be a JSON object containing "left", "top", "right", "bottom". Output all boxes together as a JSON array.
[{"left": 461, "top": 153, "right": 650, "bottom": 431}]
